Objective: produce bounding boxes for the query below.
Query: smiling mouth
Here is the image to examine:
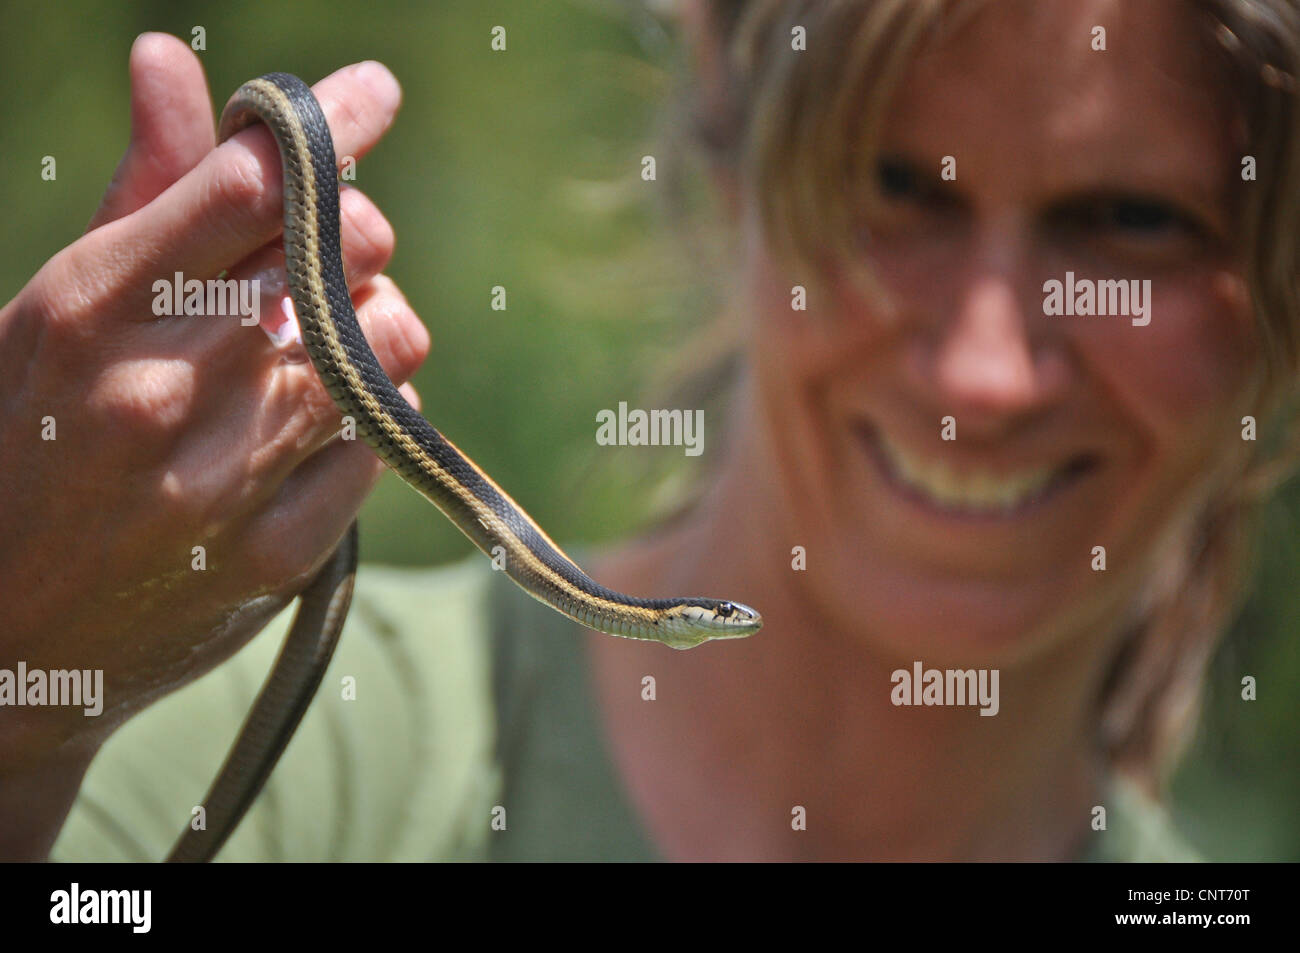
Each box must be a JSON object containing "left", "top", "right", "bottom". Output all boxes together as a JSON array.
[{"left": 861, "top": 425, "right": 1099, "bottom": 518}]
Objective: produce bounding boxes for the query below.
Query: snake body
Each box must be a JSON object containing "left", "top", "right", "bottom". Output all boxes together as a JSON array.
[{"left": 165, "top": 72, "right": 760, "bottom": 862}]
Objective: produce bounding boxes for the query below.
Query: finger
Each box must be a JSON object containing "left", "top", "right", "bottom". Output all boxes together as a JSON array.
[
  {"left": 399, "top": 380, "right": 422, "bottom": 412},
  {"left": 48, "top": 60, "right": 403, "bottom": 330},
  {"left": 238, "top": 432, "right": 386, "bottom": 593},
  {"left": 87, "top": 33, "right": 216, "bottom": 232},
  {"left": 257, "top": 274, "right": 431, "bottom": 447},
  {"left": 223, "top": 185, "right": 397, "bottom": 343},
  {"left": 213, "top": 268, "right": 429, "bottom": 427},
  {"left": 134, "top": 185, "right": 398, "bottom": 367},
  {"left": 253, "top": 378, "right": 422, "bottom": 585},
  {"left": 163, "top": 275, "right": 430, "bottom": 535},
  {"left": 341, "top": 274, "right": 432, "bottom": 386}
]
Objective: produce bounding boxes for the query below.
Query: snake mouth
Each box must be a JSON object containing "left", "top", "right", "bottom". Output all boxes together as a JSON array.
[
  {"left": 671, "top": 601, "right": 763, "bottom": 642},
  {"left": 712, "top": 614, "right": 763, "bottom": 638}
]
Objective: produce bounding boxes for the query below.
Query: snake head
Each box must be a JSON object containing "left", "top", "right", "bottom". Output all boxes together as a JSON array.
[{"left": 662, "top": 599, "right": 763, "bottom": 649}]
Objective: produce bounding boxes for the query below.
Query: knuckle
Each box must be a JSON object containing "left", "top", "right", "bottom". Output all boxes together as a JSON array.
[
  {"left": 393, "top": 306, "right": 431, "bottom": 371},
  {"left": 207, "top": 147, "right": 274, "bottom": 231},
  {"left": 295, "top": 371, "right": 345, "bottom": 426},
  {"left": 30, "top": 252, "right": 101, "bottom": 333},
  {"left": 328, "top": 91, "right": 369, "bottom": 145},
  {"left": 140, "top": 135, "right": 199, "bottom": 182},
  {"left": 369, "top": 288, "right": 429, "bottom": 371},
  {"left": 151, "top": 468, "right": 206, "bottom": 539},
  {"left": 84, "top": 358, "right": 195, "bottom": 449},
  {"left": 340, "top": 189, "right": 394, "bottom": 268}
]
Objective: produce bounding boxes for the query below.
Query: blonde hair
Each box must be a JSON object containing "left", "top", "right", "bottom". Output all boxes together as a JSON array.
[{"left": 657, "top": 0, "right": 1300, "bottom": 791}]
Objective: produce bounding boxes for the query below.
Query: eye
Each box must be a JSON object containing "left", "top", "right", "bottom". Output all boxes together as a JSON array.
[
  {"left": 1047, "top": 193, "right": 1206, "bottom": 244},
  {"left": 1108, "top": 198, "right": 1179, "bottom": 232},
  {"left": 877, "top": 156, "right": 921, "bottom": 199},
  {"left": 860, "top": 156, "right": 965, "bottom": 247},
  {"left": 874, "top": 155, "right": 959, "bottom": 207},
  {"left": 715, "top": 602, "right": 734, "bottom": 618}
]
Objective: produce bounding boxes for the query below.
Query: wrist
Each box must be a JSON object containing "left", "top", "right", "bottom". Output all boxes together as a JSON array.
[{"left": 0, "top": 712, "right": 104, "bottom": 861}]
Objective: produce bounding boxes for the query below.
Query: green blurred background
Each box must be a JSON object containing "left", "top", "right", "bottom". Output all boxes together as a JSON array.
[{"left": 1, "top": 0, "right": 1294, "bottom": 859}]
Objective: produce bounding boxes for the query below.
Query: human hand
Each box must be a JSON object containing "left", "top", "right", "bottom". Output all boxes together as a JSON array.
[{"left": 0, "top": 34, "right": 428, "bottom": 857}]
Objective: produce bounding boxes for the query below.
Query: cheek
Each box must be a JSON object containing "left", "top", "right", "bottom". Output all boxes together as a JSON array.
[
  {"left": 745, "top": 247, "right": 884, "bottom": 540},
  {"left": 748, "top": 260, "right": 839, "bottom": 379},
  {"left": 1072, "top": 270, "right": 1255, "bottom": 447},
  {"left": 744, "top": 220, "right": 895, "bottom": 381}
]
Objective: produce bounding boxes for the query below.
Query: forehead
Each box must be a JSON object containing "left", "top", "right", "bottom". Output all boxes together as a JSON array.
[{"left": 879, "top": 0, "right": 1238, "bottom": 201}]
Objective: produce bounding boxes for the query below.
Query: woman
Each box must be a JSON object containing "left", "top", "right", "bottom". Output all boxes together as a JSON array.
[{"left": 5, "top": 0, "right": 1293, "bottom": 861}]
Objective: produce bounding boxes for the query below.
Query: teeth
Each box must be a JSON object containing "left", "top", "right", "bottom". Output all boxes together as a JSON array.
[{"left": 876, "top": 432, "right": 1057, "bottom": 512}]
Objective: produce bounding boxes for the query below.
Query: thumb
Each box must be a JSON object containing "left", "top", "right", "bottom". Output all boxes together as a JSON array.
[{"left": 86, "top": 32, "right": 216, "bottom": 232}]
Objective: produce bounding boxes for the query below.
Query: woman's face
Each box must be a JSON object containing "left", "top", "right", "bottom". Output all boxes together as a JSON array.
[{"left": 743, "top": 0, "right": 1258, "bottom": 662}]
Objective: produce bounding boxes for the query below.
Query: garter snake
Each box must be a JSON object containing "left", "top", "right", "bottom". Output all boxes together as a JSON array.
[{"left": 166, "top": 72, "right": 761, "bottom": 862}]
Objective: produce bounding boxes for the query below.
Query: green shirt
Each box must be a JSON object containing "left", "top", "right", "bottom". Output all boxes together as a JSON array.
[{"left": 51, "top": 556, "right": 1199, "bottom": 862}]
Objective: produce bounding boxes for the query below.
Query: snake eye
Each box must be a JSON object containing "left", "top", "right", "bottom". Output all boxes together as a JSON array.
[{"left": 716, "top": 602, "right": 734, "bottom": 618}]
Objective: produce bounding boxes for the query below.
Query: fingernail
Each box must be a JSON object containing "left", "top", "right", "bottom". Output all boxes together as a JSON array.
[
  {"left": 265, "top": 296, "right": 308, "bottom": 364},
  {"left": 399, "top": 381, "right": 422, "bottom": 412},
  {"left": 248, "top": 261, "right": 309, "bottom": 363},
  {"left": 356, "top": 60, "right": 401, "bottom": 111}
]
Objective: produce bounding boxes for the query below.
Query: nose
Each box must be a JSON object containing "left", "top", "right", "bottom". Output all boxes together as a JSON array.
[
  {"left": 935, "top": 274, "right": 1038, "bottom": 412},
  {"left": 912, "top": 226, "right": 1067, "bottom": 431}
]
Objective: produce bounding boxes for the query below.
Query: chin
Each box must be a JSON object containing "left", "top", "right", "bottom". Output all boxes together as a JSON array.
[{"left": 807, "top": 539, "right": 1118, "bottom": 668}]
